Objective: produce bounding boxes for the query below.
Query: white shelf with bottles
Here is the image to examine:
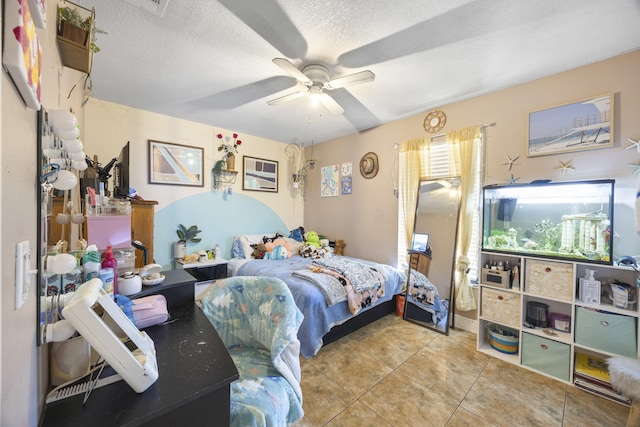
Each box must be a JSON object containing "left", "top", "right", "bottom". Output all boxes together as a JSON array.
[{"left": 477, "top": 251, "right": 639, "bottom": 387}]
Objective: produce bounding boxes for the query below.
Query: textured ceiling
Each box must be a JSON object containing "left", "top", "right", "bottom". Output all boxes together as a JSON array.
[{"left": 73, "top": 0, "right": 640, "bottom": 145}]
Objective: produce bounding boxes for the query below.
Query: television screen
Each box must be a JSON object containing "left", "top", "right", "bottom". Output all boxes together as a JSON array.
[
  {"left": 114, "top": 141, "right": 130, "bottom": 198},
  {"left": 412, "top": 233, "right": 429, "bottom": 253}
]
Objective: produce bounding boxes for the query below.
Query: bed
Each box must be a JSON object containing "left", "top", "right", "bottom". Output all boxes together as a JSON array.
[{"left": 228, "top": 234, "right": 405, "bottom": 358}]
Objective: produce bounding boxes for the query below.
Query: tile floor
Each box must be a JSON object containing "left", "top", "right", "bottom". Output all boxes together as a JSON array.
[{"left": 294, "top": 314, "right": 630, "bottom": 427}]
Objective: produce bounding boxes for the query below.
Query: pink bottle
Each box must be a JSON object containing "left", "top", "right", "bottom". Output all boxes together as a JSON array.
[{"left": 101, "top": 245, "right": 118, "bottom": 297}]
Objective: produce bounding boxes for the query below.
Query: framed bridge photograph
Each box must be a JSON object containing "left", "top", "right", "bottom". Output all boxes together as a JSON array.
[{"left": 527, "top": 94, "right": 613, "bottom": 157}]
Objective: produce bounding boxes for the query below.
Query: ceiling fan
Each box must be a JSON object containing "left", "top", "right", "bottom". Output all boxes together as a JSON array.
[{"left": 267, "top": 58, "right": 375, "bottom": 114}]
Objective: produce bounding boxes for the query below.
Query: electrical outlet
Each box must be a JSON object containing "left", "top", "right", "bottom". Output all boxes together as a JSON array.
[{"left": 15, "top": 240, "right": 31, "bottom": 310}]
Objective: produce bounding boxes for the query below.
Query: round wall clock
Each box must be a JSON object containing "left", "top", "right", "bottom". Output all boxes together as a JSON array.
[{"left": 423, "top": 110, "right": 447, "bottom": 133}]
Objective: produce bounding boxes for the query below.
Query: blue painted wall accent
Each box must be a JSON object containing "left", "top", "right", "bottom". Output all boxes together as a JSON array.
[{"left": 154, "top": 191, "right": 288, "bottom": 269}]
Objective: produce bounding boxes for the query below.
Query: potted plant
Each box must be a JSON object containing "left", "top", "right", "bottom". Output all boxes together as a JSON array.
[
  {"left": 57, "top": 2, "right": 107, "bottom": 73},
  {"left": 174, "top": 224, "right": 202, "bottom": 259}
]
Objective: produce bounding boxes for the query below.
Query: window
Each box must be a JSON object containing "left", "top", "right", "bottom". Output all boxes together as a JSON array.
[{"left": 397, "top": 135, "right": 483, "bottom": 282}]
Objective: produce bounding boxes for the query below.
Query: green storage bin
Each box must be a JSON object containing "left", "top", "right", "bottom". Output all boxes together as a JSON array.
[
  {"left": 521, "top": 333, "right": 571, "bottom": 382},
  {"left": 574, "top": 306, "right": 637, "bottom": 357}
]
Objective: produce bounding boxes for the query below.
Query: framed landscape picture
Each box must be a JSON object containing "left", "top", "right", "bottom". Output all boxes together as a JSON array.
[
  {"left": 243, "top": 156, "right": 278, "bottom": 192},
  {"left": 148, "top": 140, "right": 204, "bottom": 187},
  {"left": 528, "top": 94, "right": 613, "bottom": 157}
]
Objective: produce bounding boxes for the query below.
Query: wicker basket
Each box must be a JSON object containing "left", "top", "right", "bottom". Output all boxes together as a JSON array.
[{"left": 486, "top": 323, "right": 519, "bottom": 354}]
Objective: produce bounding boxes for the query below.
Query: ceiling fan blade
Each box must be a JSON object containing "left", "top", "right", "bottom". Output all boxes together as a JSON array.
[
  {"left": 267, "top": 90, "right": 307, "bottom": 106},
  {"left": 320, "top": 93, "right": 344, "bottom": 114},
  {"left": 273, "top": 58, "right": 311, "bottom": 85},
  {"left": 326, "top": 70, "right": 375, "bottom": 89}
]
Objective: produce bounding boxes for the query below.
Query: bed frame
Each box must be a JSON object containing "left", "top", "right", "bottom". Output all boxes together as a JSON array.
[{"left": 321, "top": 295, "right": 397, "bottom": 346}]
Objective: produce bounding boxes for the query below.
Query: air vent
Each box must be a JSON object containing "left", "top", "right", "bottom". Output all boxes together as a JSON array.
[{"left": 123, "top": 0, "right": 170, "bottom": 17}]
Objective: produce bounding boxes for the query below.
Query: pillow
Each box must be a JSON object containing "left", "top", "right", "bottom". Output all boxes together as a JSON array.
[
  {"left": 285, "top": 237, "right": 304, "bottom": 256},
  {"left": 231, "top": 238, "right": 244, "bottom": 258},
  {"left": 235, "top": 234, "right": 274, "bottom": 259}
]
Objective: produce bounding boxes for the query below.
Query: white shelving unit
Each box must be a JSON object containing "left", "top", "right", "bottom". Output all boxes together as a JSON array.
[{"left": 477, "top": 251, "right": 638, "bottom": 392}]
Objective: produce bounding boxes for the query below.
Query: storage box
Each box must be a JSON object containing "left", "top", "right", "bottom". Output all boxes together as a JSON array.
[
  {"left": 86, "top": 214, "right": 132, "bottom": 250},
  {"left": 481, "top": 268, "right": 510, "bottom": 288},
  {"left": 525, "top": 259, "right": 573, "bottom": 301},
  {"left": 481, "top": 287, "right": 521, "bottom": 327},
  {"left": 521, "top": 332, "right": 571, "bottom": 381},
  {"left": 574, "top": 306, "right": 637, "bottom": 357},
  {"left": 549, "top": 312, "right": 571, "bottom": 332}
]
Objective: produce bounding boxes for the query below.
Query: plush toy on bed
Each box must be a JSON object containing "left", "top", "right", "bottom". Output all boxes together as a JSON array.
[
  {"left": 264, "top": 245, "right": 289, "bottom": 260},
  {"left": 250, "top": 243, "right": 268, "bottom": 259},
  {"left": 262, "top": 233, "right": 284, "bottom": 244},
  {"left": 334, "top": 240, "right": 346, "bottom": 256},
  {"left": 305, "top": 231, "right": 321, "bottom": 248},
  {"left": 264, "top": 238, "right": 293, "bottom": 256}
]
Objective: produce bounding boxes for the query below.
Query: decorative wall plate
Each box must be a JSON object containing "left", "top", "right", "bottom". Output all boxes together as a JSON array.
[{"left": 423, "top": 110, "right": 446, "bottom": 134}]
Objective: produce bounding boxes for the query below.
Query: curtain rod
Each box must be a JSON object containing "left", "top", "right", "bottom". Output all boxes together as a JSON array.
[
  {"left": 392, "top": 122, "right": 497, "bottom": 147},
  {"left": 430, "top": 122, "right": 497, "bottom": 139}
]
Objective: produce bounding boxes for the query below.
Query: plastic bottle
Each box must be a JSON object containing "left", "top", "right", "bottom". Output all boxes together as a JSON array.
[
  {"left": 101, "top": 245, "right": 118, "bottom": 297},
  {"left": 82, "top": 244, "right": 101, "bottom": 281}
]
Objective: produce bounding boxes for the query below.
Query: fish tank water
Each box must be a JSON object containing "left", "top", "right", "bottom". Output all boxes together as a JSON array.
[{"left": 482, "top": 179, "right": 614, "bottom": 264}]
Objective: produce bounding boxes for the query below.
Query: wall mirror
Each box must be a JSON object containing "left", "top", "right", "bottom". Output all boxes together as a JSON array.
[{"left": 403, "top": 177, "right": 461, "bottom": 335}]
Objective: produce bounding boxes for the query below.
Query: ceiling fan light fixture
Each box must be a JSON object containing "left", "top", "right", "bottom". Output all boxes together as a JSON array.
[{"left": 309, "top": 85, "right": 322, "bottom": 108}]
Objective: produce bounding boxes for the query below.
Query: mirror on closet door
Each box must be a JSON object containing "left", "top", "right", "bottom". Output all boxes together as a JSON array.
[{"left": 403, "top": 177, "right": 461, "bottom": 335}]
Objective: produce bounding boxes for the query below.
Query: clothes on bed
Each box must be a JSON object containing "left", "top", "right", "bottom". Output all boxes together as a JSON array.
[
  {"left": 311, "top": 256, "right": 385, "bottom": 293},
  {"left": 291, "top": 269, "right": 347, "bottom": 306},
  {"left": 305, "top": 264, "right": 383, "bottom": 315}
]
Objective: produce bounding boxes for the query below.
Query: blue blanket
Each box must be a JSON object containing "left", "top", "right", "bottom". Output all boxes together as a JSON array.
[{"left": 235, "top": 256, "right": 404, "bottom": 358}]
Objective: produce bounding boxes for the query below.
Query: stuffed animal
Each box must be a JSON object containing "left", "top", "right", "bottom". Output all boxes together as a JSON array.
[
  {"left": 264, "top": 237, "right": 293, "bottom": 256},
  {"left": 250, "top": 243, "right": 267, "bottom": 259},
  {"left": 305, "top": 231, "right": 321, "bottom": 248},
  {"left": 263, "top": 233, "right": 284, "bottom": 244},
  {"left": 334, "top": 240, "right": 346, "bottom": 256},
  {"left": 264, "top": 245, "right": 288, "bottom": 260}
]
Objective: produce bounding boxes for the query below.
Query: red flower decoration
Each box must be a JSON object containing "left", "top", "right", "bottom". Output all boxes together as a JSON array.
[{"left": 217, "top": 132, "right": 242, "bottom": 155}]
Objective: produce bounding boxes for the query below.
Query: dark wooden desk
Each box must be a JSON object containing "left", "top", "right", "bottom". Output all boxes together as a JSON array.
[{"left": 42, "top": 271, "right": 238, "bottom": 426}]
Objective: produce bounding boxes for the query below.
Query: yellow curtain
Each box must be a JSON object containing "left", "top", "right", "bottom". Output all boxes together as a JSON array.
[
  {"left": 446, "top": 126, "right": 481, "bottom": 311},
  {"left": 399, "top": 138, "right": 428, "bottom": 259}
]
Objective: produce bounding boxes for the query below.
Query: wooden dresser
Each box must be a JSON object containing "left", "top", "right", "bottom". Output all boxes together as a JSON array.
[{"left": 410, "top": 252, "right": 431, "bottom": 276}]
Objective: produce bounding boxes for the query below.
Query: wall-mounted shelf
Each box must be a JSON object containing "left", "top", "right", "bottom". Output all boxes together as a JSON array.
[
  {"left": 57, "top": 2, "right": 95, "bottom": 73},
  {"left": 213, "top": 169, "right": 238, "bottom": 191}
]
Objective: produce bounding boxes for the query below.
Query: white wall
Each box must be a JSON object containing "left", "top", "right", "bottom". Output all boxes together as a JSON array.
[{"left": 1, "top": 0, "right": 85, "bottom": 424}]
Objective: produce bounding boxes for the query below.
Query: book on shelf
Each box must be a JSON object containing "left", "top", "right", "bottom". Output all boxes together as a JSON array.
[
  {"left": 574, "top": 353, "right": 611, "bottom": 384},
  {"left": 574, "top": 379, "right": 631, "bottom": 406},
  {"left": 574, "top": 372, "right": 615, "bottom": 391}
]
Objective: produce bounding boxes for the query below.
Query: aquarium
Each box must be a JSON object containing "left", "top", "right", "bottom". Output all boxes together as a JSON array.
[{"left": 482, "top": 179, "right": 614, "bottom": 264}]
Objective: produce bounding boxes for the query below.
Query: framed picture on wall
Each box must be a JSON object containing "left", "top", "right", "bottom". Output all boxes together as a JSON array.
[
  {"left": 528, "top": 94, "right": 613, "bottom": 157},
  {"left": 243, "top": 156, "right": 278, "bottom": 192},
  {"left": 148, "top": 140, "right": 204, "bottom": 187}
]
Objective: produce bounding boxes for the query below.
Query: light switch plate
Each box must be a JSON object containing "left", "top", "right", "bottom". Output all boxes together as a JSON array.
[{"left": 15, "top": 240, "right": 31, "bottom": 310}]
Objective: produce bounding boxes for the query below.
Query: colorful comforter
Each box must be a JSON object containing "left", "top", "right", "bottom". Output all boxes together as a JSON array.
[{"left": 233, "top": 255, "right": 404, "bottom": 358}]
